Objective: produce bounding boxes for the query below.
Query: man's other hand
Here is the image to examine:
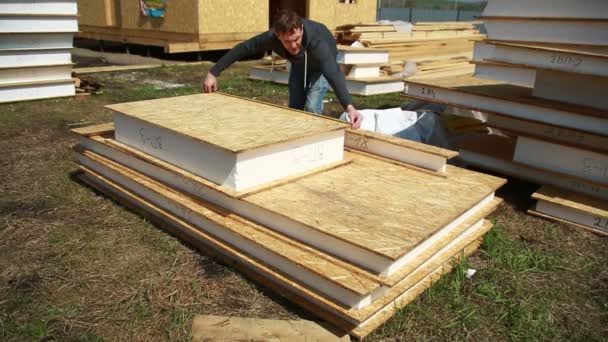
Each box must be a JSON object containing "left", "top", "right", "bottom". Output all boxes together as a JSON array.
[
  {"left": 346, "top": 105, "right": 363, "bottom": 130},
  {"left": 203, "top": 73, "right": 218, "bottom": 93}
]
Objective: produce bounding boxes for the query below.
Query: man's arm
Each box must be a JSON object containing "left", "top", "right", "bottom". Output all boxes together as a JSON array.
[
  {"left": 204, "top": 31, "right": 275, "bottom": 92},
  {"left": 311, "top": 41, "right": 363, "bottom": 129}
]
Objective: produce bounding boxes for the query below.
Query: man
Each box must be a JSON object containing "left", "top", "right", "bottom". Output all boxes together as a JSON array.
[{"left": 203, "top": 9, "right": 363, "bottom": 129}]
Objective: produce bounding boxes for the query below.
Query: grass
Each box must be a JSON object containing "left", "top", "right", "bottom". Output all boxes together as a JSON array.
[{"left": 0, "top": 61, "right": 606, "bottom": 341}]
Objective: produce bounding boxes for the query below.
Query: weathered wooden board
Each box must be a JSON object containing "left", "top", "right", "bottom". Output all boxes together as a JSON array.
[{"left": 191, "top": 315, "right": 350, "bottom": 342}]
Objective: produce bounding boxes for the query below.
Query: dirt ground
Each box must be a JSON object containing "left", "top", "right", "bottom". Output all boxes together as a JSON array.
[{"left": 0, "top": 61, "right": 606, "bottom": 341}]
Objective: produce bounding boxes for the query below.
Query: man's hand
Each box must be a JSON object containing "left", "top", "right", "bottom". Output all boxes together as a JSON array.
[
  {"left": 346, "top": 105, "right": 363, "bottom": 130},
  {"left": 203, "top": 72, "right": 218, "bottom": 93}
]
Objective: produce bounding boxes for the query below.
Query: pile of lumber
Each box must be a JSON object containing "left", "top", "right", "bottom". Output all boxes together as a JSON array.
[
  {"left": 72, "top": 93, "right": 505, "bottom": 338},
  {"left": 404, "top": 0, "right": 608, "bottom": 236},
  {"left": 336, "top": 21, "right": 484, "bottom": 80},
  {"left": 249, "top": 46, "right": 404, "bottom": 96},
  {"left": 0, "top": 0, "right": 77, "bottom": 103}
]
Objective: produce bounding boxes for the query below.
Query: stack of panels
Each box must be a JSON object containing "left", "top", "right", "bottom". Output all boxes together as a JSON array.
[
  {"left": 249, "top": 46, "right": 404, "bottom": 96},
  {"left": 72, "top": 93, "right": 505, "bottom": 338},
  {"left": 0, "top": 0, "right": 77, "bottom": 103},
  {"left": 336, "top": 22, "right": 482, "bottom": 80},
  {"left": 404, "top": 0, "right": 608, "bottom": 235}
]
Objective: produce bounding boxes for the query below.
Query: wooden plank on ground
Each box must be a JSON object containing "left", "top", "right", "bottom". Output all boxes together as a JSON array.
[{"left": 191, "top": 315, "right": 350, "bottom": 342}]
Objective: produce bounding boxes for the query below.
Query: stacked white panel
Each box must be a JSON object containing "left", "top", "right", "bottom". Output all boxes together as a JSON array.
[{"left": 0, "top": 0, "right": 77, "bottom": 103}]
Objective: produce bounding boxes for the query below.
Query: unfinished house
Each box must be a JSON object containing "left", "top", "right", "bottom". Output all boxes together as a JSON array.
[{"left": 77, "top": 0, "right": 377, "bottom": 53}]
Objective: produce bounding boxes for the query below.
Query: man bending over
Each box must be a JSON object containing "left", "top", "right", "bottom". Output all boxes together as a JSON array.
[{"left": 203, "top": 9, "right": 363, "bottom": 129}]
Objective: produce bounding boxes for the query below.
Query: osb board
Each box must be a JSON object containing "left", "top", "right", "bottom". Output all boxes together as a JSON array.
[
  {"left": 307, "top": 0, "right": 335, "bottom": 31},
  {"left": 77, "top": 25, "right": 198, "bottom": 43},
  {"left": 528, "top": 210, "right": 608, "bottom": 237},
  {"left": 77, "top": 125, "right": 502, "bottom": 269},
  {"left": 351, "top": 234, "right": 485, "bottom": 338},
  {"left": 243, "top": 150, "right": 505, "bottom": 261},
  {"left": 98, "top": 134, "right": 352, "bottom": 199},
  {"left": 331, "top": 0, "right": 378, "bottom": 31},
  {"left": 106, "top": 93, "right": 348, "bottom": 153},
  {"left": 405, "top": 75, "right": 607, "bottom": 118},
  {"left": 79, "top": 150, "right": 383, "bottom": 296},
  {"left": 346, "top": 129, "right": 458, "bottom": 159},
  {"left": 198, "top": 0, "right": 268, "bottom": 35},
  {"left": 382, "top": 197, "right": 501, "bottom": 286},
  {"left": 77, "top": 127, "right": 501, "bottom": 280},
  {"left": 191, "top": 315, "right": 350, "bottom": 342},
  {"left": 119, "top": 0, "right": 199, "bottom": 34},
  {"left": 532, "top": 185, "right": 608, "bottom": 217},
  {"left": 78, "top": 166, "right": 487, "bottom": 336},
  {"left": 78, "top": 0, "right": 115, "bottom": 27}
]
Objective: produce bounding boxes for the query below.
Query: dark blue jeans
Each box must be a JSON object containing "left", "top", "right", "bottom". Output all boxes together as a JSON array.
[{"left": 288, "top": 66, "right": 329, "bottom": 115}]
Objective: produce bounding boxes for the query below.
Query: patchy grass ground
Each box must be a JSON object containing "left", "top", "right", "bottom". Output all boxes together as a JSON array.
[{"left": 0, "top": 62, "right": 606, "bottom": 341}]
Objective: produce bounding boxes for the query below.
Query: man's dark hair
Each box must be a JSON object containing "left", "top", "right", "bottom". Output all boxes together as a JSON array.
[{"left": 273, "top": 9, "right": 303, "bottom": 34}]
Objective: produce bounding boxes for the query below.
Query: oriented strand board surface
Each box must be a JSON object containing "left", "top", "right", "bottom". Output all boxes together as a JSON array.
[
  {"left": 78, "top": 167, "right": 486, "bottom": 337},
  {"left": 78, "top": 0, "right": 113, "bottom": 27},
  {"left": 80, "top": 150, "right": 382, "bottom": 296},
  {"left": 308, "top": 0, "right": 377, "bottom": 31},
  {"left": 191, "top": 315, "right": 349, "bottom": 342},
  {"left": 243, "top": 150, "right": 505, "bottom": 261},
  {"left": 406, "top": 75, "right": 607, "bottom": 118},
  {"left": 532, "top": 186, "right": 608, "bottom": 217},
  {"left": 198, "top": 0, "right": 268, "bottom": 35},
  {"left": 106, "top": 93, "right": 348, "bottom": 153}
]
